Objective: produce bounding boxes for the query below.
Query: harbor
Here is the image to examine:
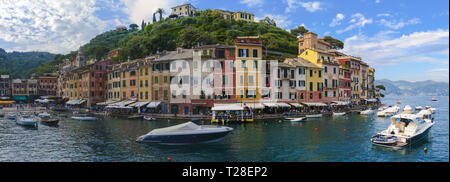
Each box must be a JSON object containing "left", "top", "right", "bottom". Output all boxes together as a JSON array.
[{"left": 0, "top": 96, "right": 447, "bottom": 162}]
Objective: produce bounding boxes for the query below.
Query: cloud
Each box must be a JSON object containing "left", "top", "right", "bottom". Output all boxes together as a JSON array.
[
  {"left": 343, "top": 29, "right": 449, "bottom": 66},
  {"left": 378, "top": 18, "right": 420, "bottom": 29},
  {"left": 375, "top": 0, "right": 380, "bottom": 3},
  {"left": 329, "top": 13, "right": 345, "bottom": 27},
  {"left": 425, "top": 68, "right": 449, "bottom": 82},
  {"left": 0, "top": 0, "right": 113, "bottom": 54},
  {"left": 376, "top": 13, "right": 392, "bottom": 17},
  {"left": 336, "top": 13, "right": 372, "bottom": 34},
  {"left": 240, "top": 0, "right": 264, "bottom": 7},
  {"left": 284, "top": 0, "right": 324, "bottom": 13},
  {"left": 119, "top": 0, "right": 187, "bottom": 24}
]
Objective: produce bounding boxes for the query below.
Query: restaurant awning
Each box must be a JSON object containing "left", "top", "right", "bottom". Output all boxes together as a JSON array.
[
  {"left": 66, "top": 99, "right": 86, "bottom": 105},
  {"left": 211, "top": 103, "right": 244, "bottom": 111},
  {"left": 301, "top": 102, "right": 327, "bottom": 107},
  {"left": 109, "top": 100, "right": 136, "bottom": 107},
  {"left": 97, "top": 100, "right": 120, "bottom": 106},
  {"left": 331, "top": 101, "right": 350, "bottom": 106},
  {"left": 262, "top": 102, "right": 291, "bottom": 108},
  {"left": 289, "top": 103, "right": 303, "bottom": 108},
  {"left": 147, "top": 101, "right": 162, "bottom": 108},
  {"left": 129, "top": 101, "right": 149, "bottom": 108},
  {"left": 243, "top": 103, "right": 265, "bottom": 109}
]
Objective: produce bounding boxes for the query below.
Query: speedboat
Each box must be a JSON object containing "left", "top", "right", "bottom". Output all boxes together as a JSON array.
[
  {"left": 136, "top": 122, "right": 233, "bottom": 144},
  {"left": 71, "top": 116, "right": 97, "bottom": 121},
  {"left": 333, "top": 112, "right": 346, "bottom": 116},
  {"left": 285, "top": 117, "right": 306, "bottom": 122},
  {"left": 378, "top": 106, "right": 400, "bottom": 117},
  {"left": 428, "top": 108, "right": 436, "bottom": 114},
  {"left": 38, "top": 112, "right": 51, "bottom": 119},
  {"left": 371, "top": 113, "right": 434, "bottom": 149},
  {"left": 16, "top": 115, "right": 39, "bottom": 127},
  {"left": 425, "top": 106, "right": 431, "bottom": 109},
  {"left": 360, "top": 108, "right": 375, "bottom": 115},
  {"left": 416, "top": 110, "right": 433, "bottom": 121},
  {"left": 415, "top": 106, "right": 423, "bottom": 111},
  {"left": 143, "top": 116, "right": 156, "bottom": 121},
  {"left": 432, "top": 98, "right": 438, "bottom": 101},
  {"left": 396, "top": 99, "right": 401, "bottom": 104},
  {"left": 306, "top": 114, "right": 322, "bottom": 118},
  {"left": 401, "top": 105, "right": 413, "bottom": 114},
  {"left": 7, "top": 114, "right": 16, "bottom": 120}
]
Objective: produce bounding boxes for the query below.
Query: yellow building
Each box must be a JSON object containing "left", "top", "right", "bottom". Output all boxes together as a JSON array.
[
  {"left": 137, "top": 58, "right": 153, "bottom": 102},
  {"left": 235, "top": 36, "right": 263, "bottom": 103},
  {"left": 297, "top": 58, "right": 324, "bottom": 102},
  {"left": 233, "top": 11, "right": 254, "bottom": 23},
  {"left": 214, "top": 9, "right": 234, "bottom": 21},
  {"left": 171, "top": 3, "right": 199, "bottom": 17}
]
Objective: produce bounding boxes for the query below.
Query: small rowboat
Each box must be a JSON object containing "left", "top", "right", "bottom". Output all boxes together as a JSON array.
[
  {"left": 333, "top": 112, "right": 346, "bottom": 116},
  {"left": 306, "top": 114, "right": 322, "bottom": 118},
  {"left": 143, "top": 116, "right": 156, "bottom": 121},
  {"left": 128, "top": 115, "right": 143, "bottom": 119},
  {"left": 41, "top": 118, "right": 59, "bottom": 125},
  {"left": 285, "top": 117, "right": 306, "bottom": 122},
  {"left": 71, "top": 116, "right": 97, "bottom": 121}
]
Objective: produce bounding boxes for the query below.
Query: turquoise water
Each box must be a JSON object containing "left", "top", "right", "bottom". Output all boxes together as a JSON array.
[{"left": 0, "top": 96, "right": 448, "bottom": 162}]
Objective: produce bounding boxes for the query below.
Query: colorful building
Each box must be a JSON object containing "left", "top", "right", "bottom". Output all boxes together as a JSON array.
[
  {"left": 235, "top": 36, "right": 263, "bottom": 105},
  {"left": 171, "top": 3, "right": 199, "bottom": 17},
  {"left": 338, "top": 63, "right": 351, "bottom": 102},
  {"left": 0, "top": 75, "right": 11, "bottom": 99},
  {"left": 37, "top": 74, "right": 57, "bottom": 96},
  {"left": 233, "top": 11, "right": 254, "bottom": 23}
]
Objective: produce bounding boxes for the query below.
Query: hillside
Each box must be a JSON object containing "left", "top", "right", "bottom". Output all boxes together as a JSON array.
[
  {"left": 0, "top": 48, "right": 56, "bottom": 78},
  {"left": 32, "top": 9, "right": 344, "bottom": 74},
  {"left": 375, "top": 79, "right": 449, "bottom": 96}
]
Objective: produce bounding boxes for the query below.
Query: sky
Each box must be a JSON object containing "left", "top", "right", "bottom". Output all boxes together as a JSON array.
[{"left": 0, "top": 0, "right": 449, "bottom": 82}]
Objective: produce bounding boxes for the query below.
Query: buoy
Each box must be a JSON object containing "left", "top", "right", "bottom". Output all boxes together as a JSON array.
[
  {"left": 315, "top": 128, "right": 318, "bottom": 131},
  {"left": 424, "top": 148, "right": 428, "bottom": 152},
  {"left": 168, "top": 157, "right": 172, "bottom": 162},
  {"left": 344, "top": 129, "right": 346, "bottom": 132}
]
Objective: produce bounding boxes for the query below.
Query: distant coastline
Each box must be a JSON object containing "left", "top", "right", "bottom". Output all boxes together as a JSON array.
[{"left": 375, "top": 79, "right": 449, "bottom": 96}]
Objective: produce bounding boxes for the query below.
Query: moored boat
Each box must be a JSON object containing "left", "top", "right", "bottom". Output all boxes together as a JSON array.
[
  {"left": 428, "top": 107, "right": 436, "bottom": 114},
  {"left": 401, "top": 105, "right": 413, "bottom": 114},
  {"left": 41, "top": 118, "right": 59, "bottom": 125},
  {"left": 71, "top": 116, "right": 97, "bottom": 121},
  {"left": 333, "top": 112, "right": 346, "bottom": 116},
  {"left": 396, "top": 99, "right": 401, "bottom": 104},
  {"left": 38, "top": 112, "right": 51, "bottom": 119},
  {"left": 371, "top": 113, "right": 434, "bottom": 149},
  {"left": 360, "top": 108, "right": 375, "bottom": 115},
  {"left": 7, "top": 114, "right": 16, "bottom": 120},
  {"left": 285, "top": 117, "right": 306, "bottom": 122},
  {"left": 136, "top": 122, "right": 233, "bottom": 144},
  {"left": 128, "top": 115, "right": 143, "bottom": 119},
  {"left": 306, "top": 114, "right": 322, "bottom": 118},
  {"left": 415, "top": 106, "right": 423, "bottom": 111},
  {"left": 431, "top": 98, "right": 438, "bottom": 101},
  {"left": 143, "top": 116, "right": 156, "bottom": 121},
  {"left": 16, "top": 115, "right": 38, "bottom": 127}
]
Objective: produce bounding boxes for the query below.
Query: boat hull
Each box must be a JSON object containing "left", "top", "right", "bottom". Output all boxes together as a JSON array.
[{"left": 137, "top": 130, "right": 233, "bottom": 144}]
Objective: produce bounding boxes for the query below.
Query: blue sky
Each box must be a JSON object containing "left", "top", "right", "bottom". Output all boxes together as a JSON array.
[{"left": 0, "top": 0, "right": 448, "bottom": 82}]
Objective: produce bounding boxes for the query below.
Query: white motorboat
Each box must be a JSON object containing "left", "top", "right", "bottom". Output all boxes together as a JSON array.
[
  {"left": 7, "top": 114, "right": 16, "bottom": 120},
  {"left": 16, "top": 115, "right": 39, "bottom": 127},
  {"left": 360, "top": 109, "right": 375, "bottom": 115},
  {"left": 378, "top": 106, "right": 400, "bottom": 117},
  {"left": 415, "top": 106, "right": 423, "bottom": 111},
  {"left": 136, "top": 122, "right": 233, "bottom": 144},
  {"left": 401, "top": 105, "right": 413, "bottom": 114},
  {"left": 416, "top": 110, "right": 433, "bottom": 121},
  {"left": 396, "top": 99, "right": 401, "bottom": 104},
  {"left": 285, "top": 117, "right": 307, "bottom": 122},
  {"left": 38, "top": 112, "right": 51, "bottom": 119},
  {"left": 306, "top": 114, "right": 322, "bottom": 118},
  {"left": 333, "top": 112, "right": 346, "bottom": 116},
  {"left": 371, "top": 113, "right": 434, "bottom": 149},
  {"left": 425, "top": 106, "right": 431, "bottom": 109},
  {"left": 378, "top": 106, "right": 387, "bottom": 111},
  {"left": 71, "top": 116, "right": 97, "bottom": 121}
]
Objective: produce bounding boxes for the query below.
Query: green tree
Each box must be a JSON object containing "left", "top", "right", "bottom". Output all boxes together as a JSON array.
[
  {"left": 141, "top": 20, "right": 147, "bottom": 31},
  {"left": 376, "top": 85, "right": 386, "bottom": 91},
  {"left": 156, "top": 8, "right": 165, "bottom": 22},
  {"left": 290, "top": 26, "right": 309, "bottom": 37},
  {"left": 322, "top": 36, "right": 344, "bottom": 49},
  {"left": 129, "top": 24, "right": 139, "bottom": 31},
  {"left": 153, "top": 13, "right": 157, "bottom": 23},
  {"left": 260, "top": 16, "right": 276, "bottom": 27}
]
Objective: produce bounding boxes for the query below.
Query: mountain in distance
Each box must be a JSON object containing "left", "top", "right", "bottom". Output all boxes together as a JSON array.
[
  {"left": 0, "top": 48, "right": 56, "bottom": 78},
  {"left": 375, "top": 79, "right": 449, "bottom": 96}
]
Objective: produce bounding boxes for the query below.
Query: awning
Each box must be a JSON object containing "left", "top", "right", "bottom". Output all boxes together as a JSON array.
[
  {"left": 97, "top": 100, "right": 120, "bottom": 106},
  {"left": 301, "top": 102, "right": 327, "bottom": 107},
  {"left": 147, "top": 101, "right": 162, "bottom": 108},
  {"left": 35, "top": 99, "right": 53, "bottom": 103},
  {"left": 289, "top": 103, "right": 303, "bottom": 108},
  {"left": 129, "top": 101, "right": 149, "bottom": 108},
  {"left": 243, "top": 103, "right": 265, "bottom": 109},
  {"left": 211, "top": 103, "right": 244, "bottom": 111},
  {"left": 66, "top": 99, "right": 86, "bottom": 105},
  {"left": 0, "top": 101, "right": 14, "bottom": 104},
  {"left": 262, "top": 102, "right": 291, "bottom": 108},
  {"left": 109, "top": 100, "right": 135, "bottom": 107},
  {"left": 331, "top": 101, "right": 350, "bottom": 106}
]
